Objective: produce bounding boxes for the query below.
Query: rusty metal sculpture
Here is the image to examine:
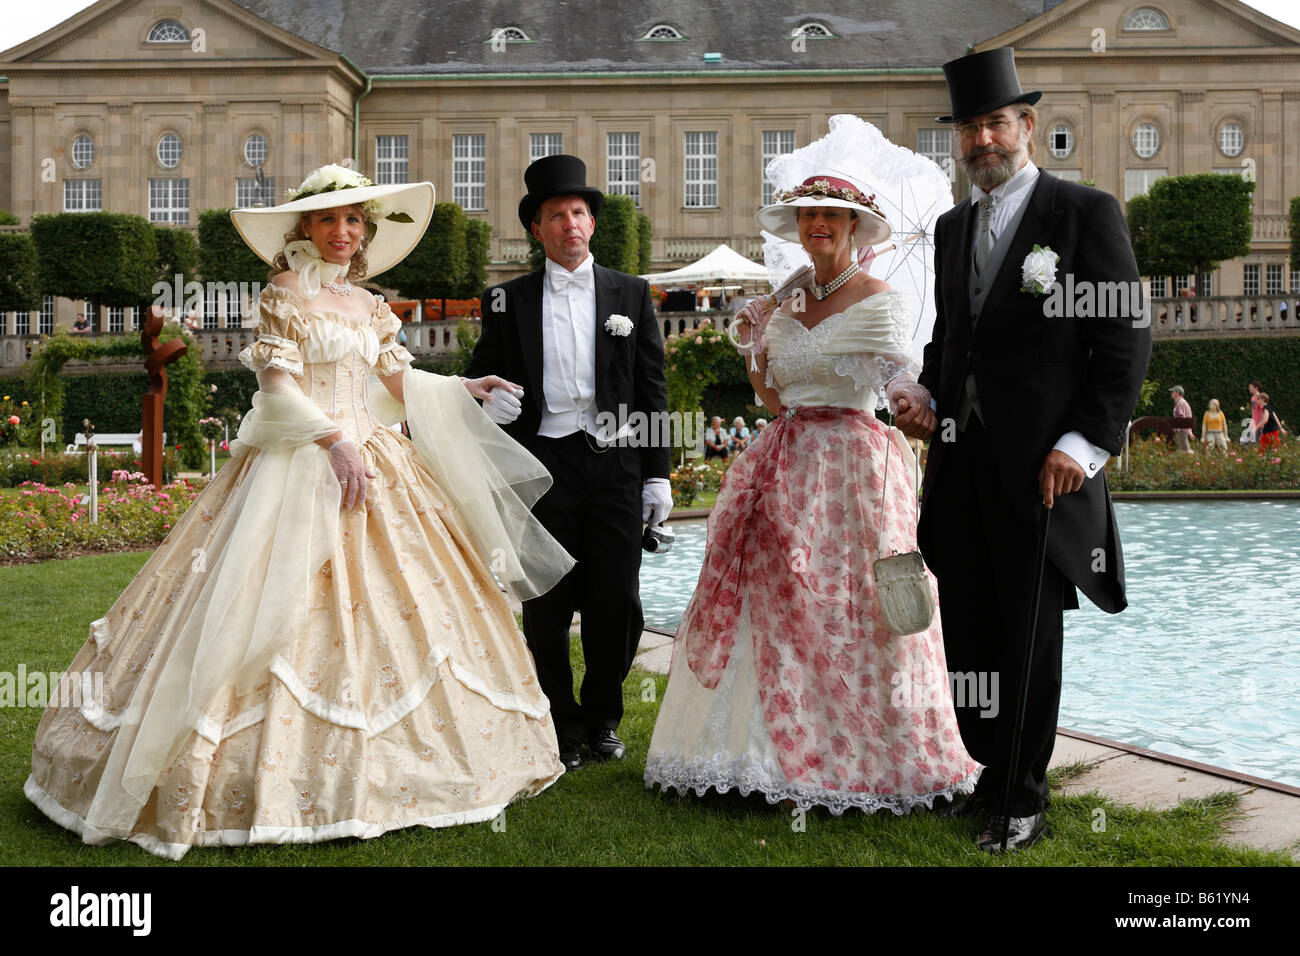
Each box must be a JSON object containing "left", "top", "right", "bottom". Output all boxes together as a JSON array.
[{"left": 140, "top": 306, "right": 187, "bottom": 489}]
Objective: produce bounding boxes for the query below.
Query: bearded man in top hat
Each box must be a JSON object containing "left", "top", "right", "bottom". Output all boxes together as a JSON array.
[
  {"left": 891, "top": 47, "right": 1151, "bottom": 850},
  {"left": 466, "top": 155, "right": 671, "bottom": 770}
]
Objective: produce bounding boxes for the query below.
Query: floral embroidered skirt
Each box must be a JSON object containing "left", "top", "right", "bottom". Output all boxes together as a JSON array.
[
  {"left": 646, "top": 406, "right": 979, "bottom": 813},
  {"left": 26, "top": 426, "right": 563, "bottom": 859}
]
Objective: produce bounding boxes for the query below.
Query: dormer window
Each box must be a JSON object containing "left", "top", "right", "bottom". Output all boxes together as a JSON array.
[
  {"left": 491, "top": 27, "right": 531, "bottom": 42},
  {"left": 1123, "top": 8, "right": 1171, "bottom": 31},
  {"left": 792, "top": 22, "right": 834, "bottom": 39},
  {"left": 147, "top": 20, "right": 191, "bottom": 43},
  {"left": 642, "top": 24, "right": 684, "bottom": 40}
]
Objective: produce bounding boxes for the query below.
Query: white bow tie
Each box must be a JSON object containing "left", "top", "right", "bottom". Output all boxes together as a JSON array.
[{"left": 549, "top": 264, "right": 593, "bottom": 293}]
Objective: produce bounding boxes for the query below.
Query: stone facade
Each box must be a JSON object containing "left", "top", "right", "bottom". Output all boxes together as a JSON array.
[{"left": 0, "top": 0, "right": 1297, "bottom": 339}]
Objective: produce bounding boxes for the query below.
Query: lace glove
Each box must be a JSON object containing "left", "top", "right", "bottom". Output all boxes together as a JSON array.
[
  {"left": 481, "top": 384, "right": 524, "bottom": 425},
  {"left": 642, "top": 477, "right": 673, "bottom": 527},
  {"left": 885, "top": 377, "right": 932, "bottom": 417},
  {"left": 327, "top": 438, "right": 376, "bottom": 510}
]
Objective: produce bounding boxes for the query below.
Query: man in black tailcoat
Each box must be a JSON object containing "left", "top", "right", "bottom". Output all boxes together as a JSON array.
[
  {"left": 893, "top": 48, "right": 1151, "bottom": 850},
  {"left": 466, "top": 155, "right": 671, "bottom": 770}
]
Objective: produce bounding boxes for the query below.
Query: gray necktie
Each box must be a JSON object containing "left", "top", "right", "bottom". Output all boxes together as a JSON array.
[{"left": 974, "top": 196, "right": 997, "bottom": 276}]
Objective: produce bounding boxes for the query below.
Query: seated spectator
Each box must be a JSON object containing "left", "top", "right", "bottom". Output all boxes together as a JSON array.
[
  {"left": 71, "top": 315, "right": 90, "bottom": 334},
  {"left": 703, "top": 416, "right": 729, "bottom": 460},
  {"left": 754, "top": 418, "right": 767, "bottom": 437},
  {"left": 1200, "top": 399, "right": 1229, "bottom": 454},
  {"left": 729, "top": 416, "right": 751, "bottom": 453}
]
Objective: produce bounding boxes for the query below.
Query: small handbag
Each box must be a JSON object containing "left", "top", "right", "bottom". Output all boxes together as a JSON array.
[{"left": 871, "top": 417, "right": 936, "bottom": 636}]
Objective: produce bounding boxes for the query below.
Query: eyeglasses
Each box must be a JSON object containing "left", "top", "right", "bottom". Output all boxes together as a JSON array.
[{"left": 955, "top": 117, "right": 1020, "bottom": 139}]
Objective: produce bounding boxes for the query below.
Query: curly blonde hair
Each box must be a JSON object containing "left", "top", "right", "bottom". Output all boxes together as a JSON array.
[{"left": 268, "top": 206, "right": 371, "bottom": 284}]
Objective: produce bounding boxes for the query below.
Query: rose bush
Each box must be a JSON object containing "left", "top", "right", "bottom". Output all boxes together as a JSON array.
[{"left": 0, "top": 472, "right": 204, "bottom": 562}]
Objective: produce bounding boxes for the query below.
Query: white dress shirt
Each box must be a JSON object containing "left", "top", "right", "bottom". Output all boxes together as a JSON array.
[
  {"left": 970, "top": 160, "right": 1112, "bottom": 480},
  {"left": 538, "top": 253, "right": 598, "bottom": 439}
]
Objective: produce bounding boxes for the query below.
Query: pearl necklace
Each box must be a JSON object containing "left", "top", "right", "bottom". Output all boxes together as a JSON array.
[
  {"left": 810, "top": 260, "right": 860, "bottom": 301},
  {"left": 326, "top": 278, "right": 353, "bottom": 296}
]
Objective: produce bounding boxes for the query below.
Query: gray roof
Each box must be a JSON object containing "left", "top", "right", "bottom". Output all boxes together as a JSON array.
[{"left": 232, "top": 0, "right": 1047, "bottom": 74}]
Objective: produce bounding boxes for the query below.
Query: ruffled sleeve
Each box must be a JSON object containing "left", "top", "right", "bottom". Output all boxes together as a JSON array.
[
  {"left": 372, "top": 300, "right": 415, "bottom": 375},
  {"left": 829, "top": 291, "right": 921, "bottom": 386},
  {"left": 239, "top": 285, "right": 309, "bottom": 376}
]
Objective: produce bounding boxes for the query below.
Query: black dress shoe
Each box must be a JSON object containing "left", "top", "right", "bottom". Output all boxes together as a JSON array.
[
  {"left": 977, "top": 810, "right": 1049, "bottom": 852},
  {"left": 559, "top": 739, "right": 583, "bottom": 772},
  {"left": 587, "top": 728, "right": 626, "bottom": 761},
  {"left": 940, "top": 792, "right": 991, "bottom": 819}
]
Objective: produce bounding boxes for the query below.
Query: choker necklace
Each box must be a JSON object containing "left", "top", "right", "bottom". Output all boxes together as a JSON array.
[
  {"left": 810, "top": 260, "right": 860, "bottom": 301},
  {"left": 326, "top": 278, "right": 353, "bottom": 296}
]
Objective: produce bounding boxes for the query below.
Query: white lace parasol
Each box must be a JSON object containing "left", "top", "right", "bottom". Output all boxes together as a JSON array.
[{"left": 761, "top": 114, "right": 953, "bottom": 362}]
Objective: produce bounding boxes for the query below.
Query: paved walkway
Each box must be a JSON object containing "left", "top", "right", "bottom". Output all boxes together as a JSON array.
[{"left": 630, "top": 626, "right": 1300, "bottom": 860}]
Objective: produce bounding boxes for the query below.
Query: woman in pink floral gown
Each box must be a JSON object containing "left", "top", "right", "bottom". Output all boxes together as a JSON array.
[{"left": 645, "top": 168, "right": 978, "bottom": 814}]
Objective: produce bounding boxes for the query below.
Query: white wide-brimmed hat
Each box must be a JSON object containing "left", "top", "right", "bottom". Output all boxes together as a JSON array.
[
  {"left": 755, "top": 168, "right": 891, "bottom": 247},
  {"left": 231, "top": 164, "right": 435, "bottom": 277}
]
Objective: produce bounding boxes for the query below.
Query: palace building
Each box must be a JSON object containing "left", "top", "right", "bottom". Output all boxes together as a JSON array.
[{"left": 1, "top": 0, "right": 1298, "bottom": 338}]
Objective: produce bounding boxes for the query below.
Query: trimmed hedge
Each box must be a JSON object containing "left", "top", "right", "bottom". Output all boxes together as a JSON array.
[
  {"left": 30, "top": 212, "right": 158, "bottom": 307},
  {"left": 0, "top": 232, "right": 41, "bottom": 312},
  {"left": 1137, "top": 336, "right": 1298, "bottom": 426},
  {"left": 197, "top": 208, "right": 271, "bottom": 285},
  {"left": 589, "top": 194, "right": 640, "bottom": 274}
]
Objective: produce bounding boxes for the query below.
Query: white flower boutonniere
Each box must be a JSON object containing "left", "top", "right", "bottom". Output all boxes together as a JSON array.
[
  {"left": 1020, "top": 244, "right": 1060, "bottom": 297},
  {"left": 605, "top": 314, "right": 633, "bottom": 337}
]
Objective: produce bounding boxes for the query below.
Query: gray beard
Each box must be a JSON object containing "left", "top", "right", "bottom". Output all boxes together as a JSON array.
[{"left": 958, "top": 149, "right": 1019, "bottom": 192}]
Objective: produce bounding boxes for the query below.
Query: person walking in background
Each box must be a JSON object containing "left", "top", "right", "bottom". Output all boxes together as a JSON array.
[
  {"left": 1170, "top": 385, "right": 1194, "bottom": 453},
  {"left": 1200, "top": 398, "right": 1229, "bottom": 454},
  {"left": 1257, "top": 391, "right": 1285, "bottom": 451},
  {"left": 1247, "top": 381, "right": 1264, "bottom": 443}
]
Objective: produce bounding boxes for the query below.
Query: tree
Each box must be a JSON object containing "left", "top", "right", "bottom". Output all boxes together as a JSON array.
[
  {"left": 588, "top": 193, "right": 639, "bottom": 274},
  {"left": 0, "top": 231, "right": 41, "bottom": 313},
  {"left": 1126, "top": 194, "right": 1153, "bottom": 280},
  {"left": 198, "top": 208, "right": 272, "bottom": 286},
  {"left": 637, "top": 211, "right": 653, "bottom": 275},
  {"left": 459, "top": 217, "right": 492, "bottom": 298},
  {"left": 374, "top": 201, "right": 467, "bottom": 315},
  {"left": 0, "top": 210, "right": 20, "bottom": 225},
  {"left": 153, "top": 224, "right": 198, "bottom": 291},
  {"left": 31, "top": 212, "right": 158, "bottom": 311},
  {"left": 1128, "top": 173, "right": 1254, "bottom": 287}
]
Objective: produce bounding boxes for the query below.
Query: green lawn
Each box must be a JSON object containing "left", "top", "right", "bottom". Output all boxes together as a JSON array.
[{"left": 0, "top": 551, "right": 1290, "bottom": 867}]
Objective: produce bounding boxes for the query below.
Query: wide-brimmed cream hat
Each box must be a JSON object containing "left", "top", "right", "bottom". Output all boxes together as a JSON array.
[
  {"left": 231, "top": 164, "right": 435, "bottom": 277},
  {"left": 755, "top": 169, "right": 891, "bottom": 247}
]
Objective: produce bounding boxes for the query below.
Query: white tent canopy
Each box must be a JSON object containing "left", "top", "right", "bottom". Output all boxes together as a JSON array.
[{"left": 641, "top": 243, "right": 771, "bottom": 288}]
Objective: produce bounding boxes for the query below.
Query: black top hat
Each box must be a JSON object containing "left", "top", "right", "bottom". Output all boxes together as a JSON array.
[
  {"left": 517, "top": 154, "right": 605, "bottom": 232},
  {"left": 936, "top": 47, "right": 1041, "bottom": 124}
]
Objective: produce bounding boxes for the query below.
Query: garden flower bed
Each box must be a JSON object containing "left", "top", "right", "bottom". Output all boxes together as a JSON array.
[{"left": 0, "top": 471, "right": 204, "bottom": 563}]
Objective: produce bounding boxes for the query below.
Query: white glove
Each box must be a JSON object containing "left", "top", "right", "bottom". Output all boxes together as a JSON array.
[
  {"left": 483, "top": 385, "right": 524, "bottom": 425},
  {"left": 327, "top": 439, "right": 376, "bottom": 510},
  {"left": 642, "top": 477, "right": 673, "bottom": 527},
  {"left": 885, "top": 378, "right": 932, "bottom": 417}
]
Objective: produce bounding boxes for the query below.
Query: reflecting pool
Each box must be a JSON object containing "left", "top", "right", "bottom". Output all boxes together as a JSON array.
[{"left": 638, "top": 501, "right": 1300, "bottom": 787}]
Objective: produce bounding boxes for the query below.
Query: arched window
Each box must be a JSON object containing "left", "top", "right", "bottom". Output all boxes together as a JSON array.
[
  {"left": 148, "top": 20, "right": 190, "bottom": 43},
  {"left": 1048, "top": 124, "right": 1074, "bottom": 160},
  {"left": 1124, "top": 8, "right": 1170, "bottom": 31},
  {"left": 244, "top": 133, "right": 268, "bottom": 168},
  {"left": 642, "top": 24, "right": 683, "bottom": 40},
  {"left": 157, "top": 133, "right": 183, "bottom": 169},
  {"left": 1132, "top": 122, "right": 1160, "bottom": 159},
  {"left": 1218, "top": 122, "right": 1244, "bottom": 158},
  {"left": 792, "top": 22, "right": 834, "bottom": 38},
  {"left": 491, "top": 27, "right": 531, "bottom": 42},
  {"left": 72, "top": 135, "right": 95, "bottom": 169}
]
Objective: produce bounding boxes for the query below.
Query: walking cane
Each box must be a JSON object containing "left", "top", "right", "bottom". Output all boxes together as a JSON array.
[{"left": 998, "top": 501, "right": 1052, "bottom": 850}]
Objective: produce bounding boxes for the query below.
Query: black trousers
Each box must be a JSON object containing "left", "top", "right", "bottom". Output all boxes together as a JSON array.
[
  {"left": 521, "top": 432, "right": 644, "bottom": 743},
  {"left": 923, "top": 418, "right": 1066, "bottom": 816}
]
